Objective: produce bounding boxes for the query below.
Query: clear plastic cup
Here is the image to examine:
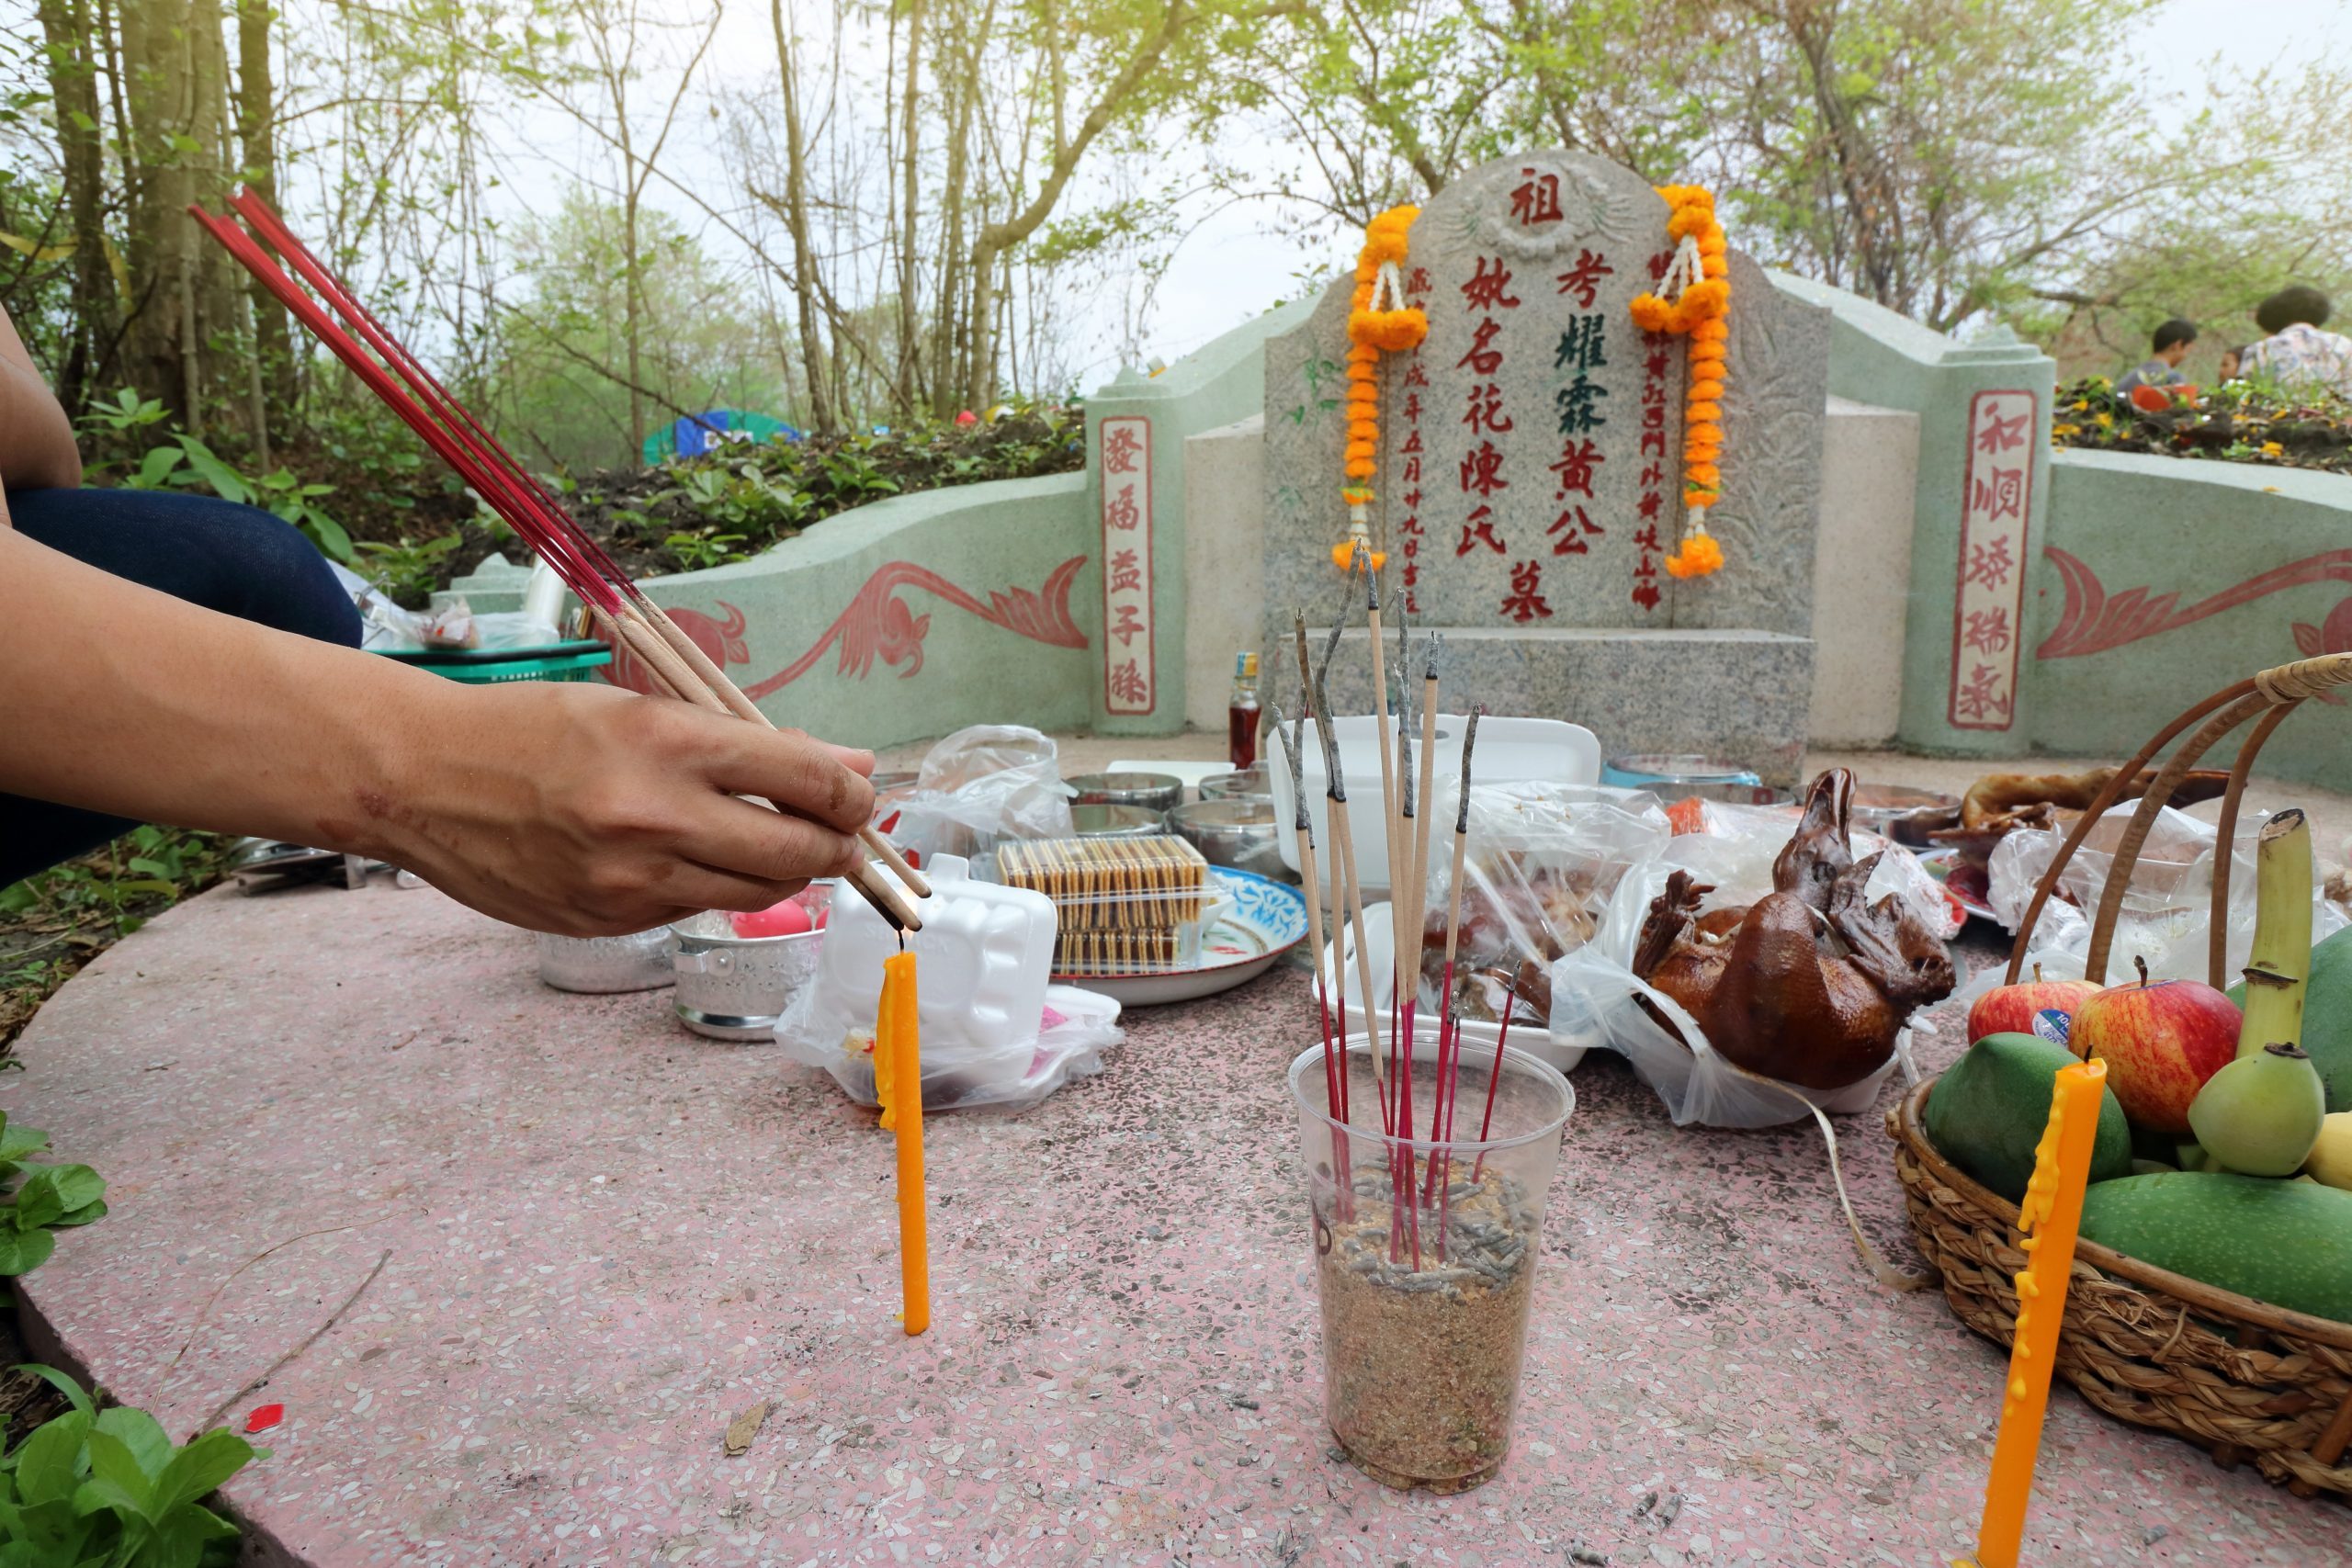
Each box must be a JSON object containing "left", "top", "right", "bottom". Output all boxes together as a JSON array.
[{"left": 1289, "top": 1037, "right": 1574, "bottom": 1493}]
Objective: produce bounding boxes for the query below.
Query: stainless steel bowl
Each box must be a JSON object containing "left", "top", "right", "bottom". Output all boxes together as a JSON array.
[
  {"left": 1166, "top": 797, "right": 1291, "bottom": 881},
  {"left": 1065, "top": 771, "right": 1184, "bottom": 814},
  {"left": 1198, "top": 765, "right": 1272, "bottom": 801},
  {"left": 1069, "top": 803, "right": 1167, "bottom": 838},
  {"left": 537, "top": 928, "right": 675, "bottom": 994},
  {"left": 666, "top": 887, "right": 831, "bottom": 1041}
]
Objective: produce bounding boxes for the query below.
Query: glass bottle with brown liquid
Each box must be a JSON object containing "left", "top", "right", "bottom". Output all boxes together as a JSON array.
[{"left": 1228, "top": 650, "right": 1261, "bottom": 770}]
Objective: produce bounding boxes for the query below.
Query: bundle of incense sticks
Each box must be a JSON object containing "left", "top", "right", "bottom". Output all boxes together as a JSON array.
[
  {"left": 188, "top": 190, "right": 927, "bottom": 931},
  {"left": 1291, "top": 549, "right": 1488, "bottom": 1266}
]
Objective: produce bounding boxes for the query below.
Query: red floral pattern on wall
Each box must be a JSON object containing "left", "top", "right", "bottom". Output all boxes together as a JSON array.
[
  {"left": 595, "top": 557, "right": 1090, "bottom": 699},
  {"left": 2037, "top": 546, "right": 2352, "bottom": 690}
]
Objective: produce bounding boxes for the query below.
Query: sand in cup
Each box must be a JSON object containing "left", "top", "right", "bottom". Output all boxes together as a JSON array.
[{"left": 1290, "top": 1037, "right": 1574, "bottom": 1493}]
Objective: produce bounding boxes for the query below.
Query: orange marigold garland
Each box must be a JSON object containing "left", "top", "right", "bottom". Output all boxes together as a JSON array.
[
  {"left": 1333, "top": 205, "right": 1429, "bottom": 571},
  {"left": 1628, "top": 183, "right": 1730, "bottom": 580}
]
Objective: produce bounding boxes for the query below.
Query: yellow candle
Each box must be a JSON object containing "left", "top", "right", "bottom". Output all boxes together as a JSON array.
[
  {"left": 1957, "top": 1058, "right": 2108, "bottom": 1568},
  {"left": 877, "top": 951, "right": 930, "bottom": 1337}
]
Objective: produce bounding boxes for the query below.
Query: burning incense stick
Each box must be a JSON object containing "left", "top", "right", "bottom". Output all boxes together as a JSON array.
[
  {"left": 1359, "top": 558, "right": 1402, "bottom": 900},
  {"left": 876, "top": 950, "right": 930, "bottom": 1335},
  {"left": 1426, "top": 703, "right": 1476, "bottom": 1209},
  {"left": 1291, "top": 610, "right": 1347, "bottom": 1126},
  {"left": 192, "top": 194, "right": 926, "bottom": 929},
  {"left": 1314, "top": 656, "right": 1386, "bottom": 1135},
  {"left": 1273, "top": 704, "right": 1351, "bottom": 1214}
]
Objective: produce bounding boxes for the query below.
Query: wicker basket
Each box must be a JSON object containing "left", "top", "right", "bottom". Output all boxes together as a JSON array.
[{"left": 1888, "top": 651, "right": 2352, "bottom": 1499}]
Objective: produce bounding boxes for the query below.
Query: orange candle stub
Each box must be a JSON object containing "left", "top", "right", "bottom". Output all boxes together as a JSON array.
[
  {"left": 876, "top": 951, "right": 930, "bottom": 1336},
  {"left": 1957, "top": 1057, "right": 2107, "bottom": 1568}
]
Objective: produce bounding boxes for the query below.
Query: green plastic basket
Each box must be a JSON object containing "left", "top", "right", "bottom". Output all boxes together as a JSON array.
[{"left": 381, "top": 639, "right": 614, "bottom": 684}]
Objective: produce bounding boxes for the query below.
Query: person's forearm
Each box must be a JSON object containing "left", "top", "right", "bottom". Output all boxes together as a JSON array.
[
  {"left": 1, "top": 526, "right": 878, "bottom": 936},
  {"left": 0, "top": 309, "right": 82, "bottom": 496},
  {"left": 0, "top": 525, "right": 438, "bottom": 852}
]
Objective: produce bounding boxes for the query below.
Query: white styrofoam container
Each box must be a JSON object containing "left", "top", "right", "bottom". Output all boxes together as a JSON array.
[
  {"left": 1268, "top": 714, "right": 1600, "bottom": 892},
  {"left": 813, "top": 853, "right": 1057, "bottom": 1055}
]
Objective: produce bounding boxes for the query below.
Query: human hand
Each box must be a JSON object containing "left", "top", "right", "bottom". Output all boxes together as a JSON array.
[{"left": 354, "top": 679, "right": 876, "bottom": 936}]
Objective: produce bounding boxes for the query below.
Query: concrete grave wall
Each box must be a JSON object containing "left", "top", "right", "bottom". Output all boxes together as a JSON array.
[
  {"left": 1770, "top": 273, "right": 2056, "bottom": 758},
  {"left": 1084, "top": 301, "right": 1317, "bottom": 736},
  {"left": 2026, "top": 451, "right": 2352, "bottom": 791},
  {"left": 589, "top": 472, "right": 1098, "bottom": 752},
  {"left": 1810, "top": 396, "right": 1922, "bottom": 747}
]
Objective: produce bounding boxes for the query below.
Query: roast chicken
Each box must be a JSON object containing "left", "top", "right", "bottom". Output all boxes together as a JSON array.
[{"left": 1631, "top": 769, "right": 1955, "bottom": 1090}]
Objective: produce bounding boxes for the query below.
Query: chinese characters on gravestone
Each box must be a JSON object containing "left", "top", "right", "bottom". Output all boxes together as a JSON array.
[
  {"left": 1386, "top": 158, "right": 1680, "bottom": 627},
  {"left": 1947, "top": 390, "right": 2038, "bottom": 730},
  {"left": 1099, "top": 416, "right": 1154, "bottom": 716}
]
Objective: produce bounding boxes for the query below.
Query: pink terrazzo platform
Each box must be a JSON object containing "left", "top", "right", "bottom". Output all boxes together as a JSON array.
[{"left": 8, "top": 880, "right": 2346, "bottom": 1566}]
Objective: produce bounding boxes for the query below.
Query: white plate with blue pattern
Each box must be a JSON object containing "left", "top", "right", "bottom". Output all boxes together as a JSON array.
[{"left": 1057, "top": 867, "right": 1309, "bottom": 1007}]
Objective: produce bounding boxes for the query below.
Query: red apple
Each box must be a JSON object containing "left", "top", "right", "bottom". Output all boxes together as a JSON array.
[
  {"left": 1968, "top": 971, "right": 2105, "bottom": 1044},
  {"left": 2072, "top": 961, "right": 2242, "bottom": 1134}
]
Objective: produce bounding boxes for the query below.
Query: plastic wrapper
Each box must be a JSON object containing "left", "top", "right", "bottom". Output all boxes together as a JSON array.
[
  {"left": 1411, "top": 782, "right": 1671, "bottom": 1024},
  {"left": 890, "top": 725, "right": 1076, "bottom": 863},
  {"left": 994, "top": 834, "right": 1216, "bottom": 976},
  {"left": 774, "top": 852, "right": 1122, "bottom": 1111},
  {"left": 1972, "top": 800, "right": 2351, "bottom": 1001},
  {"left": 780, "top": 984, "right": 1123, "bottom": 1113}
]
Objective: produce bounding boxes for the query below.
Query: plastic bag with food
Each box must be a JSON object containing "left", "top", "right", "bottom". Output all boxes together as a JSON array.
[
  {"left": 1974, "top": 800, "right": 2349, "bottom": 995},
  {"left": 1410, "top": 781, "right": 1671, "bottom": 1025},
  {"left": 1549, "top": 770, "right": 1949, "bottom": 1127}
]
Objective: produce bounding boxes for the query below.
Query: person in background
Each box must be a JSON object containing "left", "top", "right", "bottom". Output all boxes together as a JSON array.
[
  {"left": 0, "top": 301, "right": 873, "bottom": 932},
  {"left": 2114, "top": 319, "right": 2198, "bottom": 396},
  {"left": 2216, "top": 344, "right": 2245, "bottom": 384},
  {"left": 2241, "top": 285, "right": 2352, "bottom": 400}
]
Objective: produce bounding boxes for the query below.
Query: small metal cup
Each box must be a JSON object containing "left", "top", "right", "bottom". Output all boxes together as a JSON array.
[
  {"left": 1069, "top": 803, "right": 1167, "bottom": 838},
  {"left": 1166, "top": 797, "right": 1291, "bottom": 881},
  {"left": 1198, "top": 765, "right": 1272, "bottom": 801},
  {"left": 666, "top": 891, "right": 830, "bottom": 1040},
  {"left": 1065, "top": 772, "right": 1184, "bottom": 814}
]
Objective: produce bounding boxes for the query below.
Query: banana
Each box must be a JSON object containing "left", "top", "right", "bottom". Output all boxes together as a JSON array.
[{"left": 2305, "top": 1111, "right": 2352, "bottom": 1190}]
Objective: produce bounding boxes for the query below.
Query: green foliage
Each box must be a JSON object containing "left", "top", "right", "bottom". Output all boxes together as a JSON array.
[
  {"left": 75, "top": 391, "right": 356, "bottom": 563},
  {"left": 0, "top": 1368, "right": 258, "bottom": 1566},
  {"left": 488, "top": 191, "right": 797, "bottom": 472},
  {"left": 573, "top": 405, "right": 1081, "bottom": 575},
  {"left": 354, "top": 532, "right": 464, "bottom": 604},
  {"left": 2050, "top": 376, "right": 2352, "bottom": 476},
  {"left": 0, "top": 1112, "right": 106, "bottom": 1277},
  {"left": 1, "top": 828, "right": 237, "bottom": 1054}
]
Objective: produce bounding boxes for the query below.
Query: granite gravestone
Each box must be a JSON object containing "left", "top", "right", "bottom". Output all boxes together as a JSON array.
[{"left": 1261, "top": 152, "right": 1830, "bottom": 784}]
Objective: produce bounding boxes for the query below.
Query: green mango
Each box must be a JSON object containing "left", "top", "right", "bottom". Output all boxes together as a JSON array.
[
  {"left": 2232, "top": 923, "right": 2352, "bottom": 1112},
  {"left": 2081, "top": 1170, "right": 2352, "bottom": 1325},
  {"left": 1925, "top": 1032, "right": 2133, "bottom": 1203}
]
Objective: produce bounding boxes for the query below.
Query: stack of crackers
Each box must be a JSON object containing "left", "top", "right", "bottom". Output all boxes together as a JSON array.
[{"left": 996, "top": 834, "right": 1211, "bottom": 976}]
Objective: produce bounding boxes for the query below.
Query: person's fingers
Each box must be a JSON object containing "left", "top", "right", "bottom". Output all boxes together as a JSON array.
[
  {"left": 698, "top": 723, "right": 875, "bottom": 832},
  {"left": 825, "top": 743, "right": 876, "bottom": 778},
  {"left": 671, "top": 790, "right": 863, "bottom": 886}
]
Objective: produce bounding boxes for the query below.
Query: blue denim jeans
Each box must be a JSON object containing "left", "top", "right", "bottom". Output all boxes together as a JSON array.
[{"left": 4, "top": 486, "right": 362, "bottom": 885}]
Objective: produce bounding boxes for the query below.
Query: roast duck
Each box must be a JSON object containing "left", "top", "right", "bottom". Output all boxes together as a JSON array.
[
  {"left": 1631, "top": 769, "right": 1956, "bottom": 1090},
  {"left": 1924, "top": 764, "right": 2230, "bottom": 868}
]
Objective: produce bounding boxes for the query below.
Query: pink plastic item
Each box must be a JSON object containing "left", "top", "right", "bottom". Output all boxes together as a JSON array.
[{"left": 730, "top": 898, "right": 820, "bottom": 939}]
